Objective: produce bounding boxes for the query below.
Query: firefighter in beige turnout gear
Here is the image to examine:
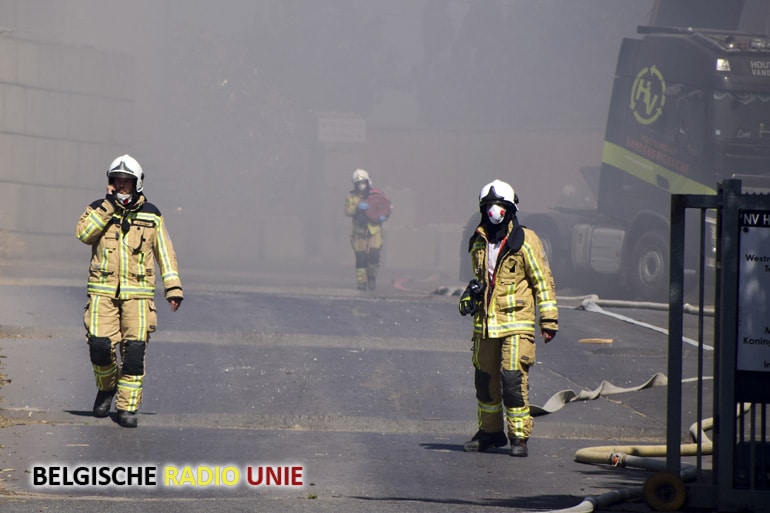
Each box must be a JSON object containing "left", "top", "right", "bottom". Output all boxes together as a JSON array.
[
  {"left": 459, "top": 180, "right": 558, "bottom": 457},
  {"left": 76, "top": 154, "right": 183, "bottom": 428},
  {"left": 344, "top": 169, "right": 390, "bottom": 290}
]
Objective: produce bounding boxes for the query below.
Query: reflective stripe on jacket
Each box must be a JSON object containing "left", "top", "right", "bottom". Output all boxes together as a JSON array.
[
  {"left": 75, "top": 194, "right": 183, "bottom": 301},
  {"left": 469, "top": 222, "right": 557, "bottom": 338}
]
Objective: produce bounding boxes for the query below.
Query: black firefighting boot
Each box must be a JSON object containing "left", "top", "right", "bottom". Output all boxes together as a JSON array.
[
  {"left": 463, "top": 430, "right": 508, "bottom": 452},
  {"left": 367, "top": 261, "right": 379, "bottom": 290},
  {"left": 510, "top": 437, "right": 528, "bottom": 457},
  {"left": 117, "top": 410, "right": 138, "bottom": 428},
  {"left": 92, "top": 389, "right": 115, "bottom": 418}
]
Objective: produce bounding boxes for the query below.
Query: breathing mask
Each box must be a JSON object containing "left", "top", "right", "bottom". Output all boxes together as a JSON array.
[{"left": 486, "top": 203, "right": 507, "bottom": 225}]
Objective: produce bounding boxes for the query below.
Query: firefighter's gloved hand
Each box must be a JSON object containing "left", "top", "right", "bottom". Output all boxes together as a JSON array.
[
  {"left": 358, "top": 202, "right": 369, "bottom": 211},
  {"left": 458, "top": 279, "right": 483, "bottom": 316},
  {"left": 458, "top": 294, "right": 475, "bottom": 316}
]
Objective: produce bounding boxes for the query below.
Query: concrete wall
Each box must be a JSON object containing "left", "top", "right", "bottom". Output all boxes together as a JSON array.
[{"left": 0, "top": 35, "right": 133, "bottom": 259}]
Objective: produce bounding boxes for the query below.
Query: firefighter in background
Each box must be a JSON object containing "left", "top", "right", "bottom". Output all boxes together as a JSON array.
[
  {"left": 344, "top": 168, "right": 391, "bottom": 291},
  {"left": 458, "top": 179, "right": 558, "bottom": 456},
  {"left": 75, "top": 154, "right": 183, "bottom": 428}
]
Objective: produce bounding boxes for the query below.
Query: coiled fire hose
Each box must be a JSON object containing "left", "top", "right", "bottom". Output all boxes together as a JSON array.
[{"left": 532, "top": 416, "right": 716, "bottom": 513}]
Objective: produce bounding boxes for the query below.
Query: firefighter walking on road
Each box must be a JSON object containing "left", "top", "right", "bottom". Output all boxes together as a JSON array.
[
  {"left": 75, "top": 154, "right": 183, "bottom": 428},
  {"left": 344, "top": 168, "right": 391, "bottom": 291},
  {"left": 458, "top": 179, "right": 558, "bottom": 456}
]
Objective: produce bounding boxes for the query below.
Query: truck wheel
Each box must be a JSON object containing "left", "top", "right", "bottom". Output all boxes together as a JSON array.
[
  {"left": 630, "top": 231, "right": 668, "bottom": 301},
  {"left": 524, "top": 215, "right": 566, "bottom": 283},
  {"left": 538, "top": 227, "right": 566, "bottom": 280}
]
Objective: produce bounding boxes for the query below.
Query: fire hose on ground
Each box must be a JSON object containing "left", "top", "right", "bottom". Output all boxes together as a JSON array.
[
  {"left": 430, "top": 287, "right": 723, "bottom": 510},
  {"left": 523, "top": 296, "right": 723, "bottom": 512},
  {"left": 530, "top": 378, "right": 717, "bottom": 512}
]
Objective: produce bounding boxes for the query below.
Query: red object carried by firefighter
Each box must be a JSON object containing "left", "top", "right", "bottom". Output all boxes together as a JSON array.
[{"left": 365, "top": 188, "right": 392, "bottom": 223}]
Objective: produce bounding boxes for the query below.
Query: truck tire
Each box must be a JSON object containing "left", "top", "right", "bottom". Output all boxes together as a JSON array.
[
  {"left": 524, "top": 215, "right": 566, "bottom": 284},
  {"left": 629, "top": 231, "right": 668, "bottom": 301},
  {"left": 537, "top": 225, "right": 566, "bottom": 281}
]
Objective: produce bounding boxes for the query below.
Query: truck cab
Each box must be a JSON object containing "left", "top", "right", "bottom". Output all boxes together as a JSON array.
[{"left": 525, "top": 26, "right": 770, "bottom": 300}]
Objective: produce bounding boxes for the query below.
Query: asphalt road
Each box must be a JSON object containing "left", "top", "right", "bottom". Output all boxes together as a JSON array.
[{"left": 0, "top": 263, "right": 716, "bottom": 513}]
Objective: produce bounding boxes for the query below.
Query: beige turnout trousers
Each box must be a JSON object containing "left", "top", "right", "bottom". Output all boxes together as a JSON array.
[
  {"left": 471, "top": 333, "right": 536, "bottom": 440},
  {"left": 84, "top": 295, "right": 157, "bottom": 412}
]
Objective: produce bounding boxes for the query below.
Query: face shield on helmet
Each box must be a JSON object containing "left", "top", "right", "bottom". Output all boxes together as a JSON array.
[{"left": 107, "top": 154, "right": 144, "bottom": 193}]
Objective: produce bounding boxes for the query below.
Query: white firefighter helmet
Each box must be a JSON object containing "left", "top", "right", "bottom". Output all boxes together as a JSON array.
[
  {"left": 107, "top": 154, "right": 144, "bottom": 193},
  {"left": 351, "top": 168, "right": 371, "bottom": 185},
  {"left": 479, "top": 179, "right": 518, "bottom": 211}
]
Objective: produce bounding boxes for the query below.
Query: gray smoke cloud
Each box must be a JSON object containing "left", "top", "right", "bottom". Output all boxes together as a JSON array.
[{"left": 3, "top": 0, "right": 660, "bottom": 288}]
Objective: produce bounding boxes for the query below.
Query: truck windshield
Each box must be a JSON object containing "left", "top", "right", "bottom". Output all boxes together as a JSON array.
[{"left": 712, "top": 91, "right": 770, "bottom": 143}]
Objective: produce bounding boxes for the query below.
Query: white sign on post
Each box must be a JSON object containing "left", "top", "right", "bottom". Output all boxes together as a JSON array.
[{"left": 737, "top": 210, "right": 770, "bottom": 372}]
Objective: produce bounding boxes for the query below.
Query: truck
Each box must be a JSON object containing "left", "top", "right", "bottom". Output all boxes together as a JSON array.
[{"left": 520, "top": 25, "right": 770, "bottom": 300}]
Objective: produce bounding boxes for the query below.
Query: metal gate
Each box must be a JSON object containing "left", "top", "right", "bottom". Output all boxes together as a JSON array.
[{"left": 666, "top": 179, "right": 770, "bottom": 511}]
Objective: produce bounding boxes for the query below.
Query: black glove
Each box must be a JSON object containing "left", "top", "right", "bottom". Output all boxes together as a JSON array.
[
  {"left": 542, "top": 328, "right": 557, "bottom": 343},
  {"left": 458, "top": 279, "right": 483, "bottom": 316}
]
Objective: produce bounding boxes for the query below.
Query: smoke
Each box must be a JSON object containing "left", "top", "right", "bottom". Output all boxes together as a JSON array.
[{"left": 6, "top": 0, "right": 656, "bottom": 286}]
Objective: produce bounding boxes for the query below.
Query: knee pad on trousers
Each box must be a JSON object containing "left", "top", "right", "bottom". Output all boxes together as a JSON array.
[
  {"left": 355, "top": 251, "right": 367, "bottom": 268},
  {"left": 88, "top": 336, "right": 113, "bottom": 366},
  {"left": 474, "top": 368, "right": 493, "bottom": 403},
  {"left": 122, "top": 340, "right": 146, "bottom": 376},
  {"left": 502, "top": 369, "right": 525, "bottom": 407},
  {"left": 367, "top": 248, "right": 380, "bottom": 265}
]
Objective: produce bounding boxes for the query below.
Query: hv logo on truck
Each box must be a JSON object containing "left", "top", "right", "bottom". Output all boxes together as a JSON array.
[
  {"left": 630, "top": 65, "right": 666, "bottom": 125},
  {"left": 737, "top": 210, "right": 770, "bottom": 372}
]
